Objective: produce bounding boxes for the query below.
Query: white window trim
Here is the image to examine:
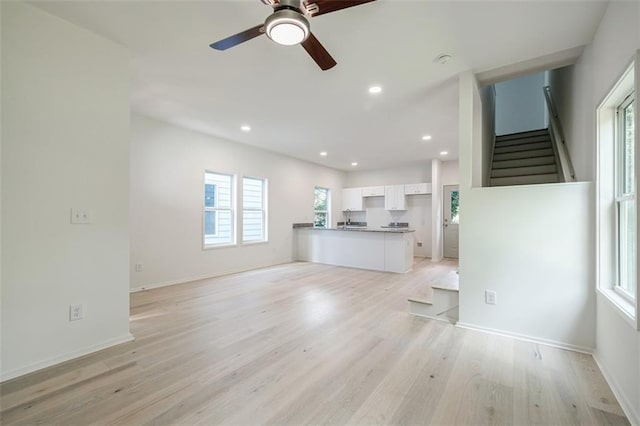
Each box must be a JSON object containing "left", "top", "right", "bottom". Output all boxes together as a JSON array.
[
  {"left": 203, "top": 170, "right": 237, "bottom": 249},
  {"left": 241, "top": 176, "right": 268, "bottom": 244},
  {"left": 596, "top": 57, "right": 639, "bottom": 330}
]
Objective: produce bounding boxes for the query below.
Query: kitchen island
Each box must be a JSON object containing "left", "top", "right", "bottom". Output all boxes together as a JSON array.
[{"left": 296, "top": 227, "right": 414, "bottom": 273}]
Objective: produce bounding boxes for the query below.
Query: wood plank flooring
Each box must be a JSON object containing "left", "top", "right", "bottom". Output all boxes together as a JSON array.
[{"left": 0, "top": 259, "right": 629, "bottom": 425}]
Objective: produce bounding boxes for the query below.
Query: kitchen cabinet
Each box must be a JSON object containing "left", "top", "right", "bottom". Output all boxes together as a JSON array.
[
  {"left": 404, "top": 183, "right": 432, "bottom": 195},
  {"left": 361, "top": 186, "right": 385, "bottom": 197},
  {"left": 384, "top": 185, "right": 406, "bottom": 211},
  {"left": 342, "top": 188, "right": 364, "bottom": 211}
]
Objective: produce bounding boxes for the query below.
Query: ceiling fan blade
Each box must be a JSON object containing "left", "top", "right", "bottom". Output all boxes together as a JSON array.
[
  {"left": 210, "top": 25, "right": 265, "bottom": 51},
  {"left": 301, "top": 32, "right": 337, "bottom": 71},
  {"left": 303, "top": 0, "right": 375, "bottom": 17}
]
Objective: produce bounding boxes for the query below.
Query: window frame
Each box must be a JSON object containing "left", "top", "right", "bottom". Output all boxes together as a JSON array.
[
  {"left": 313, "top": 186, "right": 330, "bottom": 229},
  {"left": 242, "top": 176, "right": 268, "bottom": 244},
  {"left": 203, "top": 170, "right": 237, "bottom": 249},
  {"left": 614, "top": 92, "right": 636, "bottom": 303},
  {"left": 596, "top": 58, "right": 638, "bottom": 328}
]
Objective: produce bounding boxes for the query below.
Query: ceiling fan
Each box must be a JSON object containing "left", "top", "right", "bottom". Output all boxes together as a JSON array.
[{"left": 209, "top": 0, "right": 376, "bottom": 71}]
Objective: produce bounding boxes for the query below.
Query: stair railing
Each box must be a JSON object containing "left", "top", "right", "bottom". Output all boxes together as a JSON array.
[{"left": 543, "top": 85, "right": 576, "bottom": 182}]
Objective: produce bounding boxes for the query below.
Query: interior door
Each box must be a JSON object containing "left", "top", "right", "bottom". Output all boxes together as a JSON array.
[{"left": 443, "top": 185, "right": 459, "bottom": 259}]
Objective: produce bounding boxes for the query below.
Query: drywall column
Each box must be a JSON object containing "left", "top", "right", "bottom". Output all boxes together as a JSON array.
[
  {"left": 1, "top": 2, "right": 131, "bottom": 380},
  {"left": 431, "top": 159, "right": 443, "bottom": 262}
]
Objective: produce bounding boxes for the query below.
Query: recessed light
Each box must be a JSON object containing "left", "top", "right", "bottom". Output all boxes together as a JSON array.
[
  {"left": 368, "top": 86, "right": 382, "bottom": 94},
  {"left": 320, "top": 151, "right": 327, "bottom": 157},
  {"left": 241, "top": 125, "right": 251, "bottom": 132},
  {"left": 434, "top": 54, "right": 452, "bottom": 64},
  {"left": 422, "top": 135, "right": 432, "bottom": 141},
  {"left": 440, "top": 151, "right": 448, "bottom": 156},
  {"left": 351, "top": 162, "right": 358, "bottom": 166}
]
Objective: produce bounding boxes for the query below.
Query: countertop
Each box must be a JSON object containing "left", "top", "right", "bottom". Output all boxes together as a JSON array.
[{"left": 296, "top": 226, "right": 415, "bottom": 233}]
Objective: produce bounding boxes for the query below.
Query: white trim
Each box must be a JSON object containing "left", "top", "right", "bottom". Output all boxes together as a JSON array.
[
  {"left": 0, "top": 333, "right": 134, "bottom": 383},
  {"left": 592, "top": 353, "right": 640, "bottom": 426},
  {"left": 455, "top": 322, "right": 593, "bottom": 354},
  {"left": 597, "top": 288, "right": 637, "bottom": 328},
  {"left": 130, "top": 261, "right": 294, "bottom": 293}
]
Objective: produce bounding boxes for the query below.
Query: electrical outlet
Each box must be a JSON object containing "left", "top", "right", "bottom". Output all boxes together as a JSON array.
[
  {"left": 485, "top": 290, "right": 497, "bottom": 305},
  {"left": 69, "top": 304, "right": 84, "bottom": 321},
  {"left": 135, "top": 263, "right": 143, "bottom": 272},
  {"left": 417, "top": 241, "right": 423, "bottom": 247},
  {"left": 70, "top": 208, "right": 92, "bottom": 224}
]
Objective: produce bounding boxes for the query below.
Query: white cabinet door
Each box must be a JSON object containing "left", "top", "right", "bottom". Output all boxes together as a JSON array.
[
  {"left": 384, "top": 185, "right": 406, "bottom": 211},
  {"left": 404, "top": 183, "right": 432, "bottom": 195},
  {"left": 342, "top": 188, "right": 363, "bottom": 211},
  {"left": 361, "top": 186, "right": 385, "bottom": 197}
]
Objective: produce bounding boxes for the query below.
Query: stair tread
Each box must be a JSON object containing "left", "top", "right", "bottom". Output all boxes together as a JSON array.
[
  {"left": 494, "top": 135, "right": 551, "bottom": 147},
  {"left": 431, "top": 284, "right": 459, "bottom": 292},
  {"left": 493, "top": 148, "right": 554, "bottom": 161},
  {"left": 494, "top": 141, "right": 552, "bottom": 154},
  {"left": 492, "top": 156, "right": 556, "bottom": 169},
  {"left": 496, "top": 129, "right": 548, "bottom": 141},
  {"left": 491, "top": 164, "right": 557, "bottom": 178},
  {"left": 408, "top": 296, "right": 432, "bottom": 305}
]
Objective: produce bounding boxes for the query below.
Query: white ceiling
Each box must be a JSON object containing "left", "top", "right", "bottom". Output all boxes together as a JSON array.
[{"left": 32, "top": 0, "right": 607, "bottom": 171}]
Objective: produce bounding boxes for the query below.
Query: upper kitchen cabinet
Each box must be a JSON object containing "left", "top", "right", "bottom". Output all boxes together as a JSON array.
[
  {"left": 342, "top": 188, "right": 364, "bottom": 211},
  {"left": 404, "top": 183, "right": 432, "bottom": 195},
  {"left": 361, "top": 186, "right": 385, "bottom": 197},
  {"left": 384, "top": 185, "right": 406, "bottom": 211}
]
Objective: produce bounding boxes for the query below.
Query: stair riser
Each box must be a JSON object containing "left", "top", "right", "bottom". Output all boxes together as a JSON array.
[
  {"left": 491, "top": 164, "right": 557, "bottom": 178},
  {"left": 494, "top": 135, "right": 551, "bottom": 147},
  {"left": 492, "top": 156, "right": 556, "bottom": 169},
  {"left": 493, "top": 148, "right": 554, "bottom": 161},
  {"left": 491, "top": 173, "right": 559, "bottom": 186},
  {"left": 494, "top": 141, "right": 552, "bottom": 154}
]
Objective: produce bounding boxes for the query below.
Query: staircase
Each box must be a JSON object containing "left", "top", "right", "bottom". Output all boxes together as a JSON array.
[
  {"left": 408, "top": 283, "right": 459, "bottom": 324},
  {"left": 490, "top": 128, "right": 561, "bottom": 186}
]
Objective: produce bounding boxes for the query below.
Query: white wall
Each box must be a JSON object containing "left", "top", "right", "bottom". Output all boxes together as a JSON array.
[
  {"left": 458, "top": 183, "right": 596, "bottom": 351},
  {"left": 1, "top": 2, "right": 131, "bottom": 380},
  {"left": 584, "top": 1, "right": 640, "bottom": 423},
  {"left": 130, "top": 114, "right": 346, "bottom": 290},
  {"left": 346, "top": 162, "right": 431, "bottom": 187},
  {"left": 495, "top": 72, "right": 547, "bottom": 135},
  {"left": 441, "top": 160, "right": 459, "bottom": 186}
]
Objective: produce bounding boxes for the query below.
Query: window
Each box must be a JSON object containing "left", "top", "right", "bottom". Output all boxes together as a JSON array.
[
  {"left": 204, "top": 171, "right": 235, "bottom": 247},
  {"left": 242, "top": 177, "right": 267, "bottom": 243},
  {"left": 616, "top": 93, "right": 636, "bottom": 301},
  {"left": 314, "top": 187, "right": 330, "bottom": 228}
]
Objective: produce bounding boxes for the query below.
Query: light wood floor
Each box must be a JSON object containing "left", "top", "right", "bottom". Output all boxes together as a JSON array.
[{"left": 0, "top": 259, "right": 629, "bottom": 425}]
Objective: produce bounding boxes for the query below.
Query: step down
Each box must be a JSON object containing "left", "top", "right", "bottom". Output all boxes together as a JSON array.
[{"left": 408, "top": 285, "right": 459, "bottom": 324}]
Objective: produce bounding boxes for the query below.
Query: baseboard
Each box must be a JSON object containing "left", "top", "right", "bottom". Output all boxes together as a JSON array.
[
  {"left": 130, "top": 261, "right": 294, "bottom": 293},
  {"left": 455, "top": 322, "right": 594, "bottom": 354},
  {"left": 592, "top": 353, "right": 640, "bottom": 426},
  {"left": 1, "top": 333, "right": 134, "bottom": 383}
]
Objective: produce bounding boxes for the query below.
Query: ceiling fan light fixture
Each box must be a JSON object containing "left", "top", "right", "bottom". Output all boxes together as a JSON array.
[{"left": 265, "top": 10, "right": 310, "bottom": 46}]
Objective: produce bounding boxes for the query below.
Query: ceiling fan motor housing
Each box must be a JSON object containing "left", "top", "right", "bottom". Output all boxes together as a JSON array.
[{"left": 264, "top": 1, "right": 310, "bottom": 45}]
